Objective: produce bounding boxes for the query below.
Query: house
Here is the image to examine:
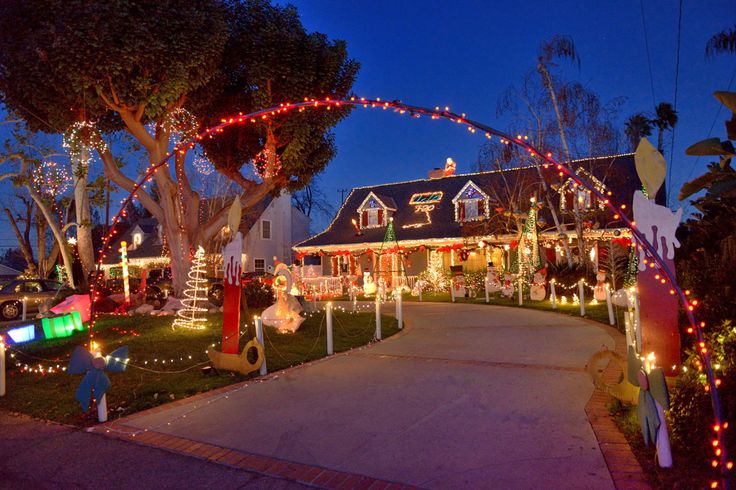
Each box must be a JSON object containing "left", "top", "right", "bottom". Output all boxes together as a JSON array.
[
  {"left": 103, "top": 192, "right": 310, "bottom": 276},
  {"left": 293, "top": 154, "right": 641, "bottom": 287}
]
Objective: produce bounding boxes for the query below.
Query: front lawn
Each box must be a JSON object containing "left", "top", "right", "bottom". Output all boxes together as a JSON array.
[{"left": 0, "top": 308, "right": 399, "bottom": 425}]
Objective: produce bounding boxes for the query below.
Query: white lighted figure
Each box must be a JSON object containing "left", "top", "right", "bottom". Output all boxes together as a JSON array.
[
  {"left": 486, "top": 264, "right": 501, "bottom": 293},
  {"left": 594, "top": 270, "right": 608, "bottom": 301},
  {"left": 530, "top": 268, "right": 547, "bottom": 301},
  {"left": 261, "top": 263, "right": 305, "bottom": 333},
  {"left": 377, "top": 276, "right": 387, "bottom": 302},
  {"left": 452, "top": 272, "right": 467, "bottom": 298},
  {"left": 363, "top": 270, "right": 377, "bottom": 296},
  {"left": 411, "top": 279, "right": 426, "bottom": 297},
  {"left": 501, "top": 272, "right": 515, "bottom": 298}
]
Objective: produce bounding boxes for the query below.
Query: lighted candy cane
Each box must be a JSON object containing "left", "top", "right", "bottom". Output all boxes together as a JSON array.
[{"left": 87, "top": 97, "right": 730, "bottom": 487}]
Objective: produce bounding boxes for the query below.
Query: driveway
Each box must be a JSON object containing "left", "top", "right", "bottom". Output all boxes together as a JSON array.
[{"left": 114, "top": 302, "right": 616, "bottom": 489}]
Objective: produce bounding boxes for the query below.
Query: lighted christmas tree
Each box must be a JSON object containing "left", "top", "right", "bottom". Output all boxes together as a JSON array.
[
  {"left": 173, "top": 246, "right": 209, "bottom": 330},
  {"left": 512, "top": 200, "right": 543, "bottom": 285}
]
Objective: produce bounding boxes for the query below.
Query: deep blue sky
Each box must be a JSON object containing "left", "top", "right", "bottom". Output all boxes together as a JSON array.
[{"left": 287, "top": 0, "right": 735, "bottom": 230}]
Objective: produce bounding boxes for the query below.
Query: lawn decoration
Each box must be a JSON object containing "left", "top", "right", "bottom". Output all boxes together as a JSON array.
[
  {"left": 633, "top": 138, "right": 682, "bottom": 375},
  {"left": 586, "top": 348, "right": 639, "bottom": 405},
  {"left": 67, "top": 344, "right": 128, "bottom": 422},
  {"left": 119, "top": 241, "right": 131, "bottom": 304},
  {"left": 363, "top": 270, "right": 377, "bottom": 296},
  {"left": 530, "top": 268, "right": 547, "bottom": 301},
  {"left": 411, "top": 279, "right": 425, "bottom": 297},
  {"left": 221, "top": 200, "right": 243, "bottom": 354},
  {"left": 628, "top": 348, "right": 673, "bottom": 467},
  {"left": 377, "top": 276, "right": 387, "bottom": 301},
  {"left": 486, "top": 264, "right": 501, "bottom": 294},
  {"left": 50, "top": 294, "right": 92, "bottom": 323},
  {"left": 172, "top": 246, "right": 208, "bottom": 330},
  {"left": 501, "top": 271, "right": 515, "bottom": 298},
  {"left": 207, "top": 338, "right": 264, "bottom": 375},
  {"left": 450, "top": 265, "right": 466, "bottom": 299},
  {"left": 593, "top": 270, "right": 608, "bottom": 301},
  {"left": 262, "top": 263, "right": 304, "bottom": 333}
]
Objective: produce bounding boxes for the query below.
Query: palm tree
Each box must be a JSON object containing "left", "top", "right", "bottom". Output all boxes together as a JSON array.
[
  {"left": 624, "top": 113, "right": 654, "bottom": 151},
  {"left": 653, "top": 102, "right": 678, "bottom": 153},
  {"left": 706, "top": 25, "right": 736, "bottom": 58}
]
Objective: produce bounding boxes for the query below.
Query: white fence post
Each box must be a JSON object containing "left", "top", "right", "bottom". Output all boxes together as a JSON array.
[
  {"left": 450, "top": 281, "right": 455, "bottom": 302},
  {"left": 518, "top": 278, "right": 523, "bottom": 306},
  {"left": 550, "top": 280, "right": 557, "bottom": 309},
  {"left": 0, "top": 339, "right": 5, "bottom": 397},
  {"left": 97, "top": 394, "right": 108, "bottom": 422},
  {"left": 375, "top": 296, "right": 382, "bottom": 340},
  {"left": 578, "top": 280, "right": 585, "bottom": 317},
  {"left": 255, "top": 316, "right": 268, "bottom": 376},
  {"left": 326, "top": 302, "right": 334, "bottom": 355},
  {"left": 395, "top": 289, "right": 403, "bottom": 330},
  {"left": 485, "top": 279, "right": 489, "bottom": 304},
  {"left": 605, "top": 285, "right": 615, "bottom": 325},
  {"left": 21, "top": 297, "right": 27, "bottom": 321}
]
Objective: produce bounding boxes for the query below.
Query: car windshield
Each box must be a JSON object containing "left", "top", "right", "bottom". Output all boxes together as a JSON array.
[{"left": 1, "top": 281, "right": 20, "bottom": 292}]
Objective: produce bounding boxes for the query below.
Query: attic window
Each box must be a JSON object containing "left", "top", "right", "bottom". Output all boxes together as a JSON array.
[
  {"left": 133, "top": 232, "right": 143, "bottom": 247},
  {"left": 358, "top": 193, "right": 392, "bottom": 229},
  {"left": 452, "top": 180, "right": 490, "bottom": 223}
]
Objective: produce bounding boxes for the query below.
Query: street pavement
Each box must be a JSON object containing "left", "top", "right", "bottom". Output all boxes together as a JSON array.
[
  {"left": 122, "top": 302, "right": 617, "bottom": 489},
  {"left": 0, "top": 411, "right": 308, "bottom": 489}
]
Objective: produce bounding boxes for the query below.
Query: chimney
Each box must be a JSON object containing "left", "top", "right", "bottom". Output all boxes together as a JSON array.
[{"left": 428, "top": 167, "right": 444, "bottom": 179}]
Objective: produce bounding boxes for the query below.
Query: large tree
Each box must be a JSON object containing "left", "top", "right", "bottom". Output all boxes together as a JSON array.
[{"left": 0, "top": 0, "right": 358, "bottom": 295}]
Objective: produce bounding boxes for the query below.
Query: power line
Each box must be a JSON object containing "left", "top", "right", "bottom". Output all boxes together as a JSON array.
[
  {"left": 640, "top": 0, "right": 657, "bottom": 109},
  {"left": 337, "top": 188, "right": 348, "bottom": 204},
  {"left": 666, "top": 0, "right": 684, "bottom": 206}
]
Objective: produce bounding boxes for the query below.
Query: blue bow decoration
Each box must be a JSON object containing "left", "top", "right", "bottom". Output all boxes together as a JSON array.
[{"left": 67, "top": 345, "right": 128, "bottom": 411}]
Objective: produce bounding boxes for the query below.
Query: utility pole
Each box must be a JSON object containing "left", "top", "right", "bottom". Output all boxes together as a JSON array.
[{"left": 338, "top": 188, "right": 348, "bottom": 204}]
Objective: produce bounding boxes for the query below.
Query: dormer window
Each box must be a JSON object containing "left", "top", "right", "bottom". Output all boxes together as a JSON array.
[
  {"left": 558, "top": 168, "right": 607, "bottom": 212},
  {"left": 357, "top": 192, "right": 396, "bottom": 229},
  {"left": 452, "top": 180, "right": 490, "bottom": 222}
]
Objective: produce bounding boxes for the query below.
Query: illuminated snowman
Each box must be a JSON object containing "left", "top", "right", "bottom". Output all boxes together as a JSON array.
[
  {"left": 593, "top": 270, "right": 608, "bottom": 301},
  {"left": 501, "top": 272, "right": 515, "bottom": 298},
  {"left": 363, "top": 270, "right": 377, "bottom": 296},
  {"left": 486, "top": 264, "right": 501, "bottom": 293},
  {"left": 530, "top": 269, "right": 547, "bottom": 301}
]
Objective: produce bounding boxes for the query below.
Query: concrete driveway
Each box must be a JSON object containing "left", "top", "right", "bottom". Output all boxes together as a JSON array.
[{"left": 117, "top": 302, "right": 616, "bottom": 489}]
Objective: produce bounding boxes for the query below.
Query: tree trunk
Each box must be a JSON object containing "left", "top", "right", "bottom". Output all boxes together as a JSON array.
[
  {"left": 26, "top": 186, "right": 75, "bottom": 288},
  {"left": 538, "top": 62, "right": 587, "bottom": 270},
  {"left": 4, "top": 208, "right": 38, "bottom": 276},
  {"left": 72, "top": 146, "right": 94, "bottom": 288},
  {"left": 36, "top": 206, "right": 47, "bottom": 277},
  {"left": 657, "top": 127, "right": 664, "bottom": 153}
]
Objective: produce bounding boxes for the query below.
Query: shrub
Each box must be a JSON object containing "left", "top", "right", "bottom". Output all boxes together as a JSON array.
[{"left": 243, "top": 281, "right": 274, "bottom": 308}]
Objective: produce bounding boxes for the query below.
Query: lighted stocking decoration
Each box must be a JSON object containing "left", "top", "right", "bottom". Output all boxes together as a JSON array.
[
  {"left": 221, "top": 231, "right": 242, "bottom": 354},
  {"left": 633, "top": 138, "right": 682, "bottom": 376}
]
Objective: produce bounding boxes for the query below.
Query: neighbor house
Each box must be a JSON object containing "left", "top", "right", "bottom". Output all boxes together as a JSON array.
[{"left": 102, "top": 192, "right": 310, "bottom": 276}]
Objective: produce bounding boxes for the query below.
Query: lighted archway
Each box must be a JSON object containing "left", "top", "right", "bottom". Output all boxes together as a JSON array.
[{"left": 90, "top": 96, "right": 730, "bottom": 485}]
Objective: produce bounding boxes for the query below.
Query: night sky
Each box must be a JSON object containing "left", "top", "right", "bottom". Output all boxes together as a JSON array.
[
  {"left": 0, "top": 1, "right": 733, "bottom": 252},
  {"left": 288, "top": 0, "right": 734, "bottom": 230}
]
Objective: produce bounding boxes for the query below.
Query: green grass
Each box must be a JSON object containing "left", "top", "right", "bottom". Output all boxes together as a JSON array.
[{"left": 0, "top": 308, "right": 399, "bottom": 425}]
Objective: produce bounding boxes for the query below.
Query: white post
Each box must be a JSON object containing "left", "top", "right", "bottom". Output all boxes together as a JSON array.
[
  {"left": 21, "top": 297, "right": 27, "bottom": 321},
  {"left": 484, "top": 280, "right": 489, "bottom": 304},
  {"left": 352, "top": 296, "right": 357, "bottom": 312},
  {"left": 550, "top": 281, "right": 557, "bottom": 309},
  {"left": 605, "top": 285, "right": 615, "bottom": 325},
  {"left": 578, "top": 280, "right": 585, "bottom": 316},
  {"left": 326, "top": 302, "right": 334, "bottom": 355},
  {"left": 419, "top": 288, "right": 423, "bottom": 302},
  {"left": 450, "top": 280, "right": 455, "bottom": 303},
  {"left": 312, "top": 293, "right": 317, "bottom": 311},
  {"left": 395, "top": 289, "right": 403, "bottom": 330},
  {"left": 375, "top": 295, "right": 382, "bottom": 340},
  {"left": 0, "top": 340, "right": 5, "bottom": 397},
  {"left": 97, "top": 394, "right": 108, "bottom": 422},
  {"left": 655, "top": 401, "right": 673, "bottom": 467},
  {"left": 255, "top": 316, "right": 267, "bottom": 376},
  {"left": 518, "top": 278, "right": 523, "bottom": 306}
]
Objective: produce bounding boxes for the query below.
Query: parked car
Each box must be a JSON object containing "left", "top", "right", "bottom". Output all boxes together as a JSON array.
[
  {"left": 0, "top": 279, "right": 72, "bottom": 321},
  {"left": 145, "top": 267, "right": 173, "bottom": 302}
]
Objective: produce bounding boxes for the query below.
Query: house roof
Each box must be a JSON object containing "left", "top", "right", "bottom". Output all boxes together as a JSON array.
[
  {"left": 103, "top": 217, "right": 164, "bottom": 265},
  {"left": 0, "top": 263, "right": 21, "bottom": 277},
  {"left": 295, "top": 153, "right": 640, "bottom": 250}
]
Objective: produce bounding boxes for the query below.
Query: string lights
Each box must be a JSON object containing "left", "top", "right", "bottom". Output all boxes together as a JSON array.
[
  {"left": 79, "top": 95, "right": 729, "bottom": 487},
  {"left": 172, "top": 246, "right": 209, "bottom": 330}
]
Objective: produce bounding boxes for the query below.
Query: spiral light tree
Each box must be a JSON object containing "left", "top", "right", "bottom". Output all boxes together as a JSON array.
[{"left": 173, "top": 246, "right": 208, "bottom": 330}]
